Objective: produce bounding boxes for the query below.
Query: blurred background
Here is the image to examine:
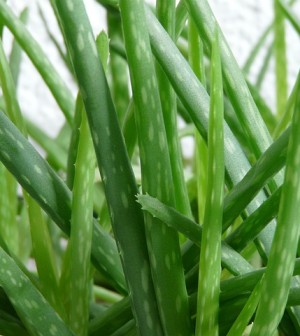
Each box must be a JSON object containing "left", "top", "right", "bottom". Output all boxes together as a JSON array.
[{"left": 2, "top": 0, "right": 300, "bottom": 143}]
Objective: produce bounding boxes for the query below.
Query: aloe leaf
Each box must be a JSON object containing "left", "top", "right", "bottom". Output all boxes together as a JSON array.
[
  {"left": 247, "top": 80, "right": 277, "bottom": 133},
  {"left": 37, "top": 4, "right": 73, "bottom": 75},
  {"left": 274, "top": 0, "right": 288, "bottom": 118},
  {"left": 0, "top": 311, "right": 29, "bottom": 336},
  {"left": 107, "top": 12, "right": 130, "bottom": 122},
  {"left": 66, "top": 94, "right": 83, "bottom": 189},
  {"left": 26, "top": 197, "right": 64, "bottom": 315},
  {"left": 278, "top": 0, "right": 300, "bottom": 35},
  {"left": 0, "top": 0, "right": 74, "bottom": 124},
  {"left": 0, "top": 34, "right": 65, "bottom": 312},
  {"left": 25, "top": 119, "right": 67, "bottom": 171},
  {"left": 157, "top": 0, "right": 192, "bottom": 217},
  {"left": 0, "top": 165, "right": 18, "bottom": 254},
  {"left": 222, "top": 127, "right": 289, "bottom": 230},
  {"left": 110, "top": 320, "right": 137, "bottom": 336},
  {"left": 93, "top": 285, "right": 123, "bottom": 304},
  {"left": 255, "top": 43, "right": 273, "bottom": 91},
  {"left": 0, "top": 247, "right": 74, "bottom": 336},
  {"left": 9, "top": 7, "right": 28, "bottom": 86},
  {"left": 250, "top": 75, "right": 300, "bottom": 335},
  {"left": 188, "top": 17, "right": 208, "bottom": 224},
  {"left": 226, "top": 278, "right": 263, "bottom": 336},
  {"left": 54, "top": 1, "right": 166, "bottom": 334},
  {"left": 120, "top": 0, "right": 191, "bottom": 334},
  {"left": 184, "top": 0, "right": 273, "bottom": 161},
  {"left": 175, "top": 0, "right": 188, "bottom": 40},
  {"left": 67, "top": 111, "right": 96, "bottom": 335},
  {"left": 0, "top": 39, "right": 25, "bottom": 132},
  {"left": 273, "top": 74, "right": 299, "bottom": 139},
  {"left": 122, "top": 100, "right": 137, "bottom": 159},
  {"left": 225, "top": 186, "right": 282, "bottom": 252},
  {"left": 137, "top": 194, "right": 252, "bottom": 276},
  {"left": 145, "top": 9, "right": 279, "bottom": 261},
  {"left": 221, "top": 258, "right": 300, "bottom": 302},
  {"left": 196, "top": 30, "right": 224, "bottom": 336},
  {"left": 146, "top": 9, "right": 279, "bottom": 263},
  {"left": 88, "top": 297, "right": 132, "bottom": 336},
  {"left": 0, "top": 111, "right": 126, "bottom": 292},
  {"left": 243, "top": 23, "right": 273, "bottom": 75}
]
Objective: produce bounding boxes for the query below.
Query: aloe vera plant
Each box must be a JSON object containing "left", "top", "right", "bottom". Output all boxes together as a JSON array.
[{"left": 1, "top": 0, "right": 300, "bottom": 335}]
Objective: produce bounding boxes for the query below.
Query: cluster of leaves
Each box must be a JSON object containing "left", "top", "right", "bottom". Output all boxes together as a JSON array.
[{"left": 0, "top": 0, "right": 300, "bottom": 335}]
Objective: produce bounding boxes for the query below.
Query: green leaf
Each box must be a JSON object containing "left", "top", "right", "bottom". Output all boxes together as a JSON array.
[
  {"left": 0, "top": 111, "right": 126, "bottom": 292},
  {"left": 274, "top": 0, "right": 288, "bottom": 117},
  {"left": 156, "top": 0, "right": 192, "bottom": 218},
  {"left": 137, "top": 194, "right": 253, "bottom": 276},
  {"left": 67, "top": 111, "right": 96, "bottom": 335},
  {"left": 0, "top": 247, "right": 74, "bottom": 336},
  {"left": 0, "top": 0, "right": 74, "bottom": 124},
  {"left": 120, "top": 0, "right": 191, "bottom": 334},
  {"left": 196, "top": 30, "right": 224, "bottom": 336},
  {"left": 251, "top": 75, "right": 300, "bottom": 335},
  {"left": 54, "top": 1, "right": 167, "bottom": 334}
]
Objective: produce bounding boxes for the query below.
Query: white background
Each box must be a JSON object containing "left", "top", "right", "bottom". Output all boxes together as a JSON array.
[{"left": 2, "top": 0, "right": 300, "bottom": 139}]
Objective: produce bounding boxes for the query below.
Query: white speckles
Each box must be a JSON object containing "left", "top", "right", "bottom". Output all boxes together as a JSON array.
[
  {"left": 159, "top": 132, "right": 165, "bottom": 151},
  {"left": 5, "top": 129, "right": 16, "bottom": 142},
  {"left": 77, "top": 33, "right": 85, "bottom": 51},
  {"left": 268, "top": 298, "right": 276, "bottom": 313},
  {"left": 106, "top": 254, "right": 116, "bottom": 266},
  {"left": 165, "top": 254, "right": 171, "bottom": 270},
  {"left": 276, "top": 264, "right": 285, "bottom": 280},
  {"left": 31, "top": 300, "right": 39, "bottom": 309},
  {"left": 141, "top": 87, "right": 148, "bottom": 104},
  {"left": 135, "top": 46, "right": 142, "bottom": 60},
  {"left": 148, "top": 123, "right": 154, "bottom": 142},
  {"left": 144, "top": 300, "right": 150, "bottom": 313},
  {"left": 88, "top": 32, "right": 98, "bottom": 57},
  {"left": 17, "top": 140, "right": 24, "bottom": 149},
  {"left": 21, "top": 175, "right": 31, "bottom": 186},
  {"left": 151, "top": 253, "right": 157, "bottom": 269},
  {"left": 34, "top": 165, "right": 42, "bottom": 175},
  {"left": 146, "top": 315, "right": 154, "bottom": 330},
  {"left": 97, "top": 245, "right": 105, "bottom": 255},
  {"left": 175, "top": 70, "right": 184, "bottom": 82},
  {"left": 24, "top": 299, "right": 32, "bottom": 309},
  {"left": 121, "top": 192, "right": 129, "bottom": 208},
  {"left": 150, "top": 95, "right": 155, "bottom": 109},
  {"left": 1, "top": 150, "right": 11, "bottom": 161},
  {"left": 93, "top": 131, "right": 99, "bottom": 145},
  {"left": 132, "top": 26, "right": 137, "bottom": 38},
  {"left": 294, "top": 146, "right": 300, "bottom": 166},
  {"left": 66, "top": 0, "right": 74, "bottom": 11}
]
